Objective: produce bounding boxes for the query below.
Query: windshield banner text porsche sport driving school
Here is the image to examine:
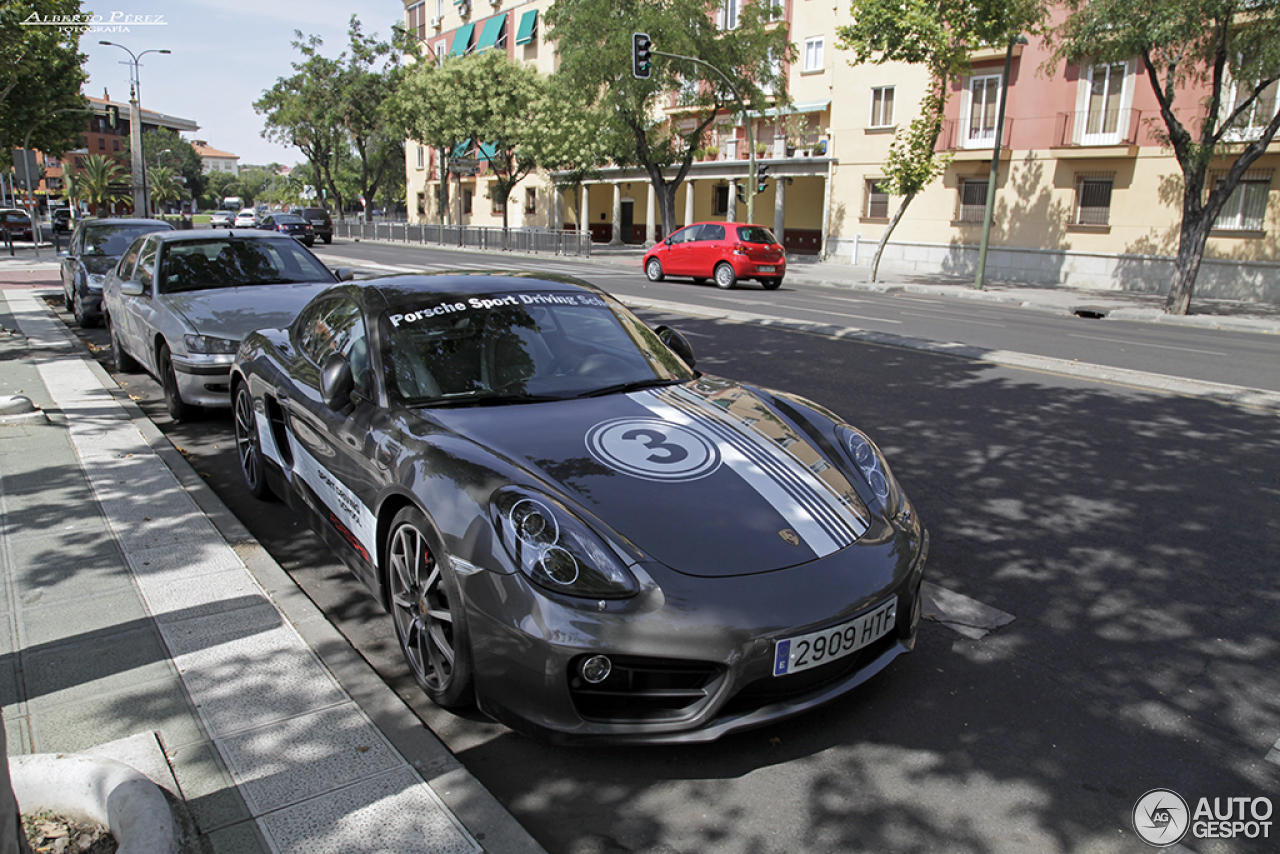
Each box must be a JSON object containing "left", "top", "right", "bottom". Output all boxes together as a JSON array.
[{"left": 388, "top": 293, "right": 608, "bottom": 328}]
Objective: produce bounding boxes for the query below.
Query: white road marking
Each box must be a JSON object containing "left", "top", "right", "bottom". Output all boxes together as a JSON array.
[
  {"left": 920, "top": 582, "right": 1015, "bottom": 640},
  {"left": 711, "top": 297, "right": 904, "bottom": 324},
  {"left": 899, "top": 310, "right": 1007, "bottom": 328},
  {"left": 1067, "top": 333, "right": 1227, "bottom": 356}
]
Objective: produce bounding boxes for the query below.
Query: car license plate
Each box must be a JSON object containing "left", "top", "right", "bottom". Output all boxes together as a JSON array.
[
  {"left": 758, "top": 265, "right": 776, "bottom": 272},
  {"left": 772, "top": 598, "right": 897, "bottom": 676}
]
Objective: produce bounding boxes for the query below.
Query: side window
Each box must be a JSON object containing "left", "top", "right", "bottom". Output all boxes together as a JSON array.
[
  {"left": 136, "top": 239, "right": 159, "bottom": 293},
  {"left": 116, "top": 239, "right": 145, "bottom": 280},
  {"left": 298, "top": 298, "right": 368, "bottom": 391},
  {"left": 672, "top": 225, "right": 701, "bottom": 244},
  {"left": 701, "top": 224, "right": 726, "bottom": 242}
]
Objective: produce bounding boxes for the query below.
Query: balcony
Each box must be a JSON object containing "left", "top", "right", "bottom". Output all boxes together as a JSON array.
[
  {"left": 937, "top": 117, "right": 1014, "bottom": 160},
  {"left": 1052, "top": 109, "right": 1142, "bottom": 156}
]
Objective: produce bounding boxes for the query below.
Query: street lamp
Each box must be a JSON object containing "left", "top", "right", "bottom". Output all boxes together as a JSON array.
[
  {"left": 973, "top": 34, "right": 1027, "bottom": 291},
  {"left": 99, "top": 41, "right": 171, "bottom": 218},
  {"left": 156, "top": 148, "right": 170, "bottom": 168}
]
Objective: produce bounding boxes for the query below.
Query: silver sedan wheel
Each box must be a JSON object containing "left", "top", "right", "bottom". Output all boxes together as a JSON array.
[{"left": 388, "top": 510, "right": 473, "bottom": 708}]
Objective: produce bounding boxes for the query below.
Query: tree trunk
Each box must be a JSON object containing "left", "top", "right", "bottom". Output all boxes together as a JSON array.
[
  {"left": 871, "top": 190, "right": 916, "bottom": 283},
  {"left": 1166, "top": 212, "right": 1213, "bottom": 315}
]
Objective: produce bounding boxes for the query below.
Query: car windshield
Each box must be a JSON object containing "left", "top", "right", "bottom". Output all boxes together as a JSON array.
[
  {"left": 84, "top": 223, "right": 168, "bottom": 256},
  {"left": 158, "top": 238, "right": 334, "bottom": 293},
  {"left": 736, "top": 226, "right": 779, "bottom": 245},
  {"left": 380, "top": 290, "right": 696, "bottom": 405},
  {"left": 274, "top": 215, "right": 305, "bottom": 224}
]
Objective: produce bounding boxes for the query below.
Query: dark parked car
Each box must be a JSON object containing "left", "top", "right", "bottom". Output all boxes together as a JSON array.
[
  {"left": 643, "top": 221, "right": 786, "bottom": 290},
  {"left": 60, "top": 218, "right": 174, "bottom": 327},
  {"left": 0, "top": 209, "right": 34, "bottom": 243},
  {"left": 295, "top": 206, "right": 333, "bottom": 244},
  {"left": 51, "top": 207, "right": 73, "bottom": 233},
  {"left": 231, "top": 273, "right": 927, "bottom": 743},
  {"left": 259, "top": 213, "right": 315, "bottom": 246}
]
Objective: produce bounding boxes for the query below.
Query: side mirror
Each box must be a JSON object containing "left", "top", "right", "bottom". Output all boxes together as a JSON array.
[
  {"left": 655, "top": 325, "right": 696, "bottom": 369},
  {"left": 664, "top": 238, "right": 672, "bottom": 246},
  {"left": 333, "top": 267, "right": 354, "bottom": 282},
  {"left": 320, "top": 351, "right": 355, "bottom": 409},
  {"left": 120, "top": 280, "right": 144, "bottom": 297}
]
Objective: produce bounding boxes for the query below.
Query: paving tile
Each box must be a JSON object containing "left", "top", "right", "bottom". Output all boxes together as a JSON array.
[
  {"left": 219, "top": 703, "right": 401, "bottom": 814},
  {"left": 169, "top": 740, "right": 254, "bottom": 832},
  {"left": 18, "top": 586, "right": 150, "bottom": 648},
  {"left": 7, "top": 533, "right": 133, "bottom": 606},
  {"left": 257, "top": 767, "right": 481, "bottom": 854},
  {"left": 205, "top": 819, "right": 272, "bottom": 854},
  {"left": 137, "top": 568, "right": 265, "bottom": 623},
  {"left": 29, "top": 677, "right": 206, "bottom": 753},
  {"left": 24, "top": 624, "right": 175, "bottom": 706}
]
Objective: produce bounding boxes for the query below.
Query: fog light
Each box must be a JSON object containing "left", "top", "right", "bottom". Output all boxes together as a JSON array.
[{"left": 581, "top": 655, "right": 612, "bottom": 684}]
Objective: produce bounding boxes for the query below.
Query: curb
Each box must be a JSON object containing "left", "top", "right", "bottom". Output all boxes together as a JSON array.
[{"left": 11, "top": 753, "right": 176, "bottom": 854}]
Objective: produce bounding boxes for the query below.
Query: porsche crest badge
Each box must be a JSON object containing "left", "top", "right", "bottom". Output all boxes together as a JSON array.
[{"left": 779, "top": 529, "right": 801, "bottom": 546}]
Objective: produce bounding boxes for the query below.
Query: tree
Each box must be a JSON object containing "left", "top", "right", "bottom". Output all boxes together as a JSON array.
[
  {"left": 837, "top": 0, "right": 1047, "bottom": 282},
  {"left": 78, "top": 154, "right": 128, "bottom": 214},
  {"left": 1054, "top": 0, "right": 1280, "bottom": 315},
  {"left": 0, "top": 0, "right": 88, "bottom": 160},
  {"left": 524, "top": 74, "right": 616, "bottom": 229},
  {"left": 135, "top": 128, "right": 207, "bottom": 205},
  {"left": 545, "top": 0, "right": 791, "bottom": 240},
  {"left": 338, "top": 18, "right": 411, "bottom": 222},
  {"left": 148, "top": 165, "right": 184, "bottom": 212}
]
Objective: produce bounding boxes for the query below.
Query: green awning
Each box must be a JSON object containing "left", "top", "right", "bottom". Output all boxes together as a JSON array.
[
  {"left": 477, "top": 141, "right": 499, "bottom": 162},
  {"left": 449, "top": 22, "right": 475, "bottom": 57},
  {"left": 452, "top": 139, "right": 473, "bottom": 158},
  {"left": 515, "top": 10, "right": 537, "bottom": 46},
  {"left": 476, "top": 14, "right": 506, "bottom": 52}
]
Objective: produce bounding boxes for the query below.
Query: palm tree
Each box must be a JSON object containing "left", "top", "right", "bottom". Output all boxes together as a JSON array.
[
  {"left": 60, "top": 167, "right": 82, "bottom": 214},
  {"left": 148, "top": 165, "right": 185, "bottom": 214},
  {"left": 79, "top": 155, "right": 128, "bottom": 215}
]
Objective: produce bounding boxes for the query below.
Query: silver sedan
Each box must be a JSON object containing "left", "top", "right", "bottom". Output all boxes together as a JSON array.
[{"left": 102, "top": 230, "right": 351, "bottom": 420}]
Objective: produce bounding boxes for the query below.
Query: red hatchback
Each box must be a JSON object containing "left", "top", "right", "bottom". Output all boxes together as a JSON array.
[{"left": 643, "top": 221, "right": 786, "bottom": 290}]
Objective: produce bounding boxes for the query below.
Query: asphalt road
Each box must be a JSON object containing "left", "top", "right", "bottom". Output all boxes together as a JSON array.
[
  {"left": 52, "top": 254, "right": 1280, "bottom": 854},
  {"left": 307, "top": 240, "right": 1280, "bottom": 395}
]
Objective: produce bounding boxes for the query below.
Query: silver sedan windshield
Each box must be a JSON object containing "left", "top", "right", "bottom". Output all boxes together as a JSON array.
[{"left": 159, "top": 238, "right": 333, "bottom": 293}]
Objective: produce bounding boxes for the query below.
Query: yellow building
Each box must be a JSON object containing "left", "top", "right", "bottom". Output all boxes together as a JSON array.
[{"left": 401, "top": 0, "right": 1280, "bottom": 302}]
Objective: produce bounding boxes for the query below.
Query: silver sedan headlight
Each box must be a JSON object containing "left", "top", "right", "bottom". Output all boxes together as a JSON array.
[
  {"left": 86, "top": 273, "right": 106, "bottom": 292},
  {"left": 183, "top": 334, "right": 240, "bottom": 355}
]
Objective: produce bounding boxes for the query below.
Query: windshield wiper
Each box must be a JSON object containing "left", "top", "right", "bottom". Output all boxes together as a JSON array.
[
  {"left": 576, "top": 377, "right": 683, "bottom": 398},
  {"left": 419, "top": 390, "right": 566, "bottom": 408}
]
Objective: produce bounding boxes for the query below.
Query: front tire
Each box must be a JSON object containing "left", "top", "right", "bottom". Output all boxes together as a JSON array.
[
  {"left": 72, "top": 288, "right": 99, "bottom": 328},
  {"left": 387, "top": 507, "right": 475, "bottom": 709},
  {"left": 159, "top": 343, "right": 193, "bottom": 421},
  {"left": 233, "top": 382, "right": 274, "bottom": 500},
  {"left": 714, "top": 262, "right": 737, "bottom": 289},
  {"left": 645, "top": 257, "right": 665, "bottom": 282}
]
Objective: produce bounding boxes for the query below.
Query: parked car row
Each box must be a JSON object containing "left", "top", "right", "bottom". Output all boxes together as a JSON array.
[{"left": 64, "top": 214, "right": 922, "bottom": 745}]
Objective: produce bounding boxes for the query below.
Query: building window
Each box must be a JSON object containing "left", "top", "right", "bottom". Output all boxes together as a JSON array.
[
  {"left": 462, "top": 189, "right": 473, "bottom": 215},
  {"left": 1076, "top": 176, "right": 1114, "bottom": 225},
  {"left": 1224, "top": 77, "right": 1279, "bottom": 141},
  {"left": 434, "top": 40, "right": 447, "bottom": 64},
  {"left": 870, "top": 87, "right": 895, "bottom": 128},
  {"left": 958, "top": 178, "right": 988, "bottom": 222},
  {"left": 803, "top": 37, "right": 824, "bottom": 73},
  {"left": 713, "top": 184, "right": 730, "bottom": 215},
  {"left": 865, "top": 179, "right": 890, "bottom": 219},
  {"left": 1214, "top": 173, "right": 1270, "bottom": 231},
  {"left": 718, "top": 0, "right": 740, "bottom": 30},
  {"left": 417, "top": 192, "right": 426, "bottom": 215},
  {"left": 491, "top": 186, "right": 505, "bottom": 215},
  {"left": 416, "top": 146, "right": 424, "bottom": 169},
  {"left": 964, "top": 74, "right": 1001, "bottom": 147},
  {"left": 97, "top": 138, "right": 105, "bottom": 150},
  {"left": 112, "top": 139, "right": 119, "bottom": 151},
  {"left": 524, "top": 187, "right": 536, "bottom": 214}
]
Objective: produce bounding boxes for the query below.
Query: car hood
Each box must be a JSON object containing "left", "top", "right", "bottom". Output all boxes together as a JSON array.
[
  {"left": 428, "top": 379, "right": 874, "bottom": 577},
  {"left": 159, "top": 282, "right": 333, "bottom": 340}
]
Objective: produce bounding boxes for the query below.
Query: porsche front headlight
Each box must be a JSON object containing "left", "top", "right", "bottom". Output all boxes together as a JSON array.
[
  {"left": 493, "top": 488, "right": 638, "bottom": 599},
  {"left": 838, "top": 426, "right": 908, "bottom": 520}
]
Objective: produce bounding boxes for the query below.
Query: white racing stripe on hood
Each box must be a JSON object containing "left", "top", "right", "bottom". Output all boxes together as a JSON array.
[{"left": 635, "top": 389, "right": 866, "bottom": 559}]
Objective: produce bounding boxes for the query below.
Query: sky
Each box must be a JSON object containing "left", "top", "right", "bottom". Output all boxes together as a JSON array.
[{"left": 78, "top": 0, "right": 403, "bottom": 167}]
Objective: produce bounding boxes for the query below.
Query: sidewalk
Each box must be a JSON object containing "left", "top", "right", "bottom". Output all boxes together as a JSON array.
[{"left": 0, "top": 287, "right": 546, "bottom": 853}]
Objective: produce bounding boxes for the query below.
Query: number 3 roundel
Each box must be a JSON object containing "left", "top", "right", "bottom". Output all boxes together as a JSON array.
[{"left": 586, "top": 418, "right": 722, "bottom": 482}]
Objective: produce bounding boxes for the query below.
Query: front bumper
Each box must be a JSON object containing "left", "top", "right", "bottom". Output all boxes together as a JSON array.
[
  {"left": 172, "top": 353, "right": 235, "bottom": 407},
  {"left": 457, "top": 518, "right": 928, "bottom": 744}
]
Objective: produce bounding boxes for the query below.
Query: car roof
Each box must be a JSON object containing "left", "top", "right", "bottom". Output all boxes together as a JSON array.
[
  {"left": 150, "top": 229, "right": 303, "bottom": 244},
  {"left": 82, "top": 218, "right": 172, "bottom": 228}
]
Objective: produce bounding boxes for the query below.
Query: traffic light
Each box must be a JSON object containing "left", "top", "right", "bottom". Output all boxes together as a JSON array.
[
  {"left": 107, "top": 105, "right": 119, "bottom": 129},
  {"left": 632, "top": 32, "right": 652, "bottom": 79},
  {"left": 735, "top": 184, "right": 745, "bottom": 204},
  {"left": 756, "top": 163, "right": 770, "bottom": 194}
]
